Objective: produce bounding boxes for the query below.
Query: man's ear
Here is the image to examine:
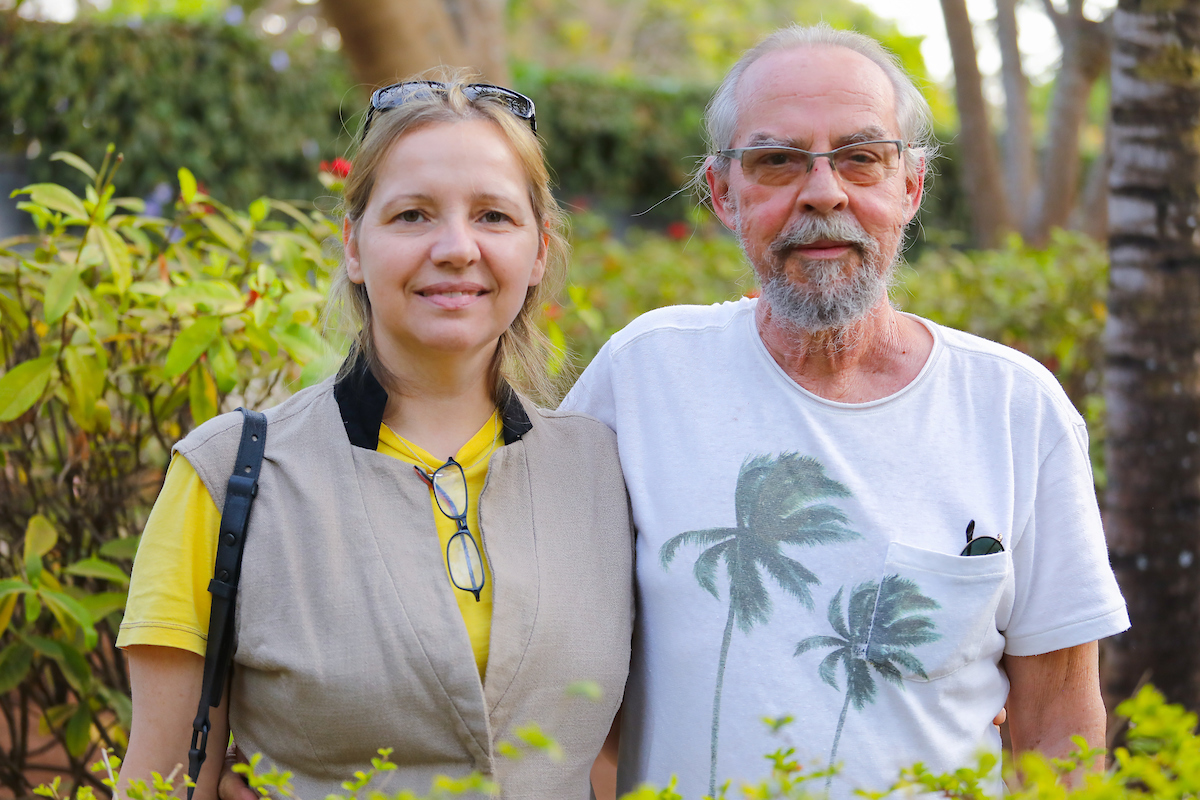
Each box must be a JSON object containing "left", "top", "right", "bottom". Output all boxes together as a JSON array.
[
  {"left": 902, "top": 156, "right": 926, "bottom": 225},
  {"left": 707, "top": 159, "right": 738, "bottom": 231},
  {"left": 343, "top": 216, "right": 364, "bottom": 284}
]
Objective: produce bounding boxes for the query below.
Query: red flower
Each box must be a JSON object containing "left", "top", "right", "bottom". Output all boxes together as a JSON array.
[
  {"left": 320, "top": 158, "right": 353, "bottom": 178},
  {"left": 666, "top": 221, "right": 689, "bottom": 241},
  {"left": 246, "top": 289, "right": 260, "bottom": 307}
]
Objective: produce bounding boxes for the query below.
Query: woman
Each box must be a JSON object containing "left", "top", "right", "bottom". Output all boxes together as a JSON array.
[{"left": 117, "top": 76, "right": 633, "bottom": 800}]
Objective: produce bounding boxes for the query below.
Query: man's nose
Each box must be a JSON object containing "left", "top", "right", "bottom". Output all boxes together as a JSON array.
[{"left": 795, "top": 155, "right": 849, "bottom": 214}]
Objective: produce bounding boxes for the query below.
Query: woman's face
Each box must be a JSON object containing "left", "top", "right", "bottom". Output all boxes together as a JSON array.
[{"left": 344, "top": 118, "right": 547, "bottom": 369}]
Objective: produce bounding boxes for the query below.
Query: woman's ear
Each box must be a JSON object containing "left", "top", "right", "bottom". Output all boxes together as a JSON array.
[
  {"left": 528, "top": 227, "right": 549, "bottom": 288},
  {"left": 343, "top": 216, "right": 364, "bottom": 284}
]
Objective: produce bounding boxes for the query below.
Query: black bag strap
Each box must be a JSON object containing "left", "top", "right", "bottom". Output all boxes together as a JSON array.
[{"left": 187, "top": 408, "right": 267, "bottom": 800}]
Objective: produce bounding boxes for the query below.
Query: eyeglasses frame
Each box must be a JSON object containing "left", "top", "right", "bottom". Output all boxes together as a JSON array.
[
  {"left": 717, "top": 139, "right": 907, "bottom": 187},
  {"left": 960, "top": 519, "right": 1004, "bottom": 557},
  {"left": 364, "top": 80, "right": 537, "bottom": 138},
  {"left": 416, "top": 457, "right": 486, "bottom": 601}
]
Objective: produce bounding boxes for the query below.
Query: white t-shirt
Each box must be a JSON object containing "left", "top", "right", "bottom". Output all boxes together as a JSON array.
[{"left": 561, "top": 299, "right": 1129, "bottom": 798}]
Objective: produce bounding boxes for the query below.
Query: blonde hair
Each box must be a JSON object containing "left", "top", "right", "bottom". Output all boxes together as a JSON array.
[{"left": 327, "top": 70, "right": 569, "bottom": 405}]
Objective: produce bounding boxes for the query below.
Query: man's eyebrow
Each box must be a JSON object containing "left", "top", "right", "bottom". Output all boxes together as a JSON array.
[
  {"left": 835, "top": 127, "right": 895, "bottom": 146},
  {"left": 743, "top": 134, "right": 797, "bottom": 148}
]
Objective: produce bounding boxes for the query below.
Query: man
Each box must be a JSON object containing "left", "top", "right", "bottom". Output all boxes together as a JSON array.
[{"left": 560, "top": 24, "right": 1128, "bottom": 799}]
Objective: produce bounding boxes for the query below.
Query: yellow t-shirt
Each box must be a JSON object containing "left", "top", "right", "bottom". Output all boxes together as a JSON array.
[{"left": 118, "top": 413, "right": 500, "bottom": 678}]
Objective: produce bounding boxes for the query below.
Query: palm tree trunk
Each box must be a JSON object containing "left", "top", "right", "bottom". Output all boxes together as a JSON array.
[
  {"left": 824, "top": 688, "right": 854, "bottom": 791},
  {"left": 709, "top": 601, "right": 736, "bottom": 799},
  {"left": 1104, "top": 0, "right": 1200, "bottom": 711}
]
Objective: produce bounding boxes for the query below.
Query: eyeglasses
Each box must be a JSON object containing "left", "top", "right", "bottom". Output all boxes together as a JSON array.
[
  {"left": 415, "top": 458, "right": 486, "bottom": 601},
  {"left": 960, "top": 519, "right": 1004, "bottom": 556},
  {"left": 718, "top": 140, "right": 905, "bottom": 187},
  {"left": 364, "top": 81, "right": 537, "bottom": 137}
]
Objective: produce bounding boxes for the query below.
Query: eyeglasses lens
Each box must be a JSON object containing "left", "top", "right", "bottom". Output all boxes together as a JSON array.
[
  {"left": 961, "top": 537, "right": 1004, "bottom": 556},
  {"left": 431, "top": 462, "right": 468, "bottom": 519},
  {"left": 447, "top": 530, "right": 485, "bottom": 596},
  {"left": 740, "top": 142, "right": 899, "bottom": 187}
]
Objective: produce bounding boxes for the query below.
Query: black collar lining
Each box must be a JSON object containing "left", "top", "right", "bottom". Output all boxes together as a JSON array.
[{"left": 333, "top": 353, "right": 532, "bottom": 450}]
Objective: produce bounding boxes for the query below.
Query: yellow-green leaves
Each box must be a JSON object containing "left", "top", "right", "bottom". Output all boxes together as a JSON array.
[
  {"left": 21, "top": 183, "right": 89, "bottom": 221},
  {"left": 0, "top": 356, "right": 55, "bottom": 421},
  {"left": 42, "top": 263, "right": 82, "bottom": 325},
  {"left": 164, "top": 316, "right": 221, "bottom": 378},
  {"left": 178, "top": 166, "right": 197, "bottom": 204}
]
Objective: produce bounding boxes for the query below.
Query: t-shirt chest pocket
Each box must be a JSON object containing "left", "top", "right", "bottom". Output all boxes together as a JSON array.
[{"left": 873, "top": 540, "right": 1013, "bottom": 682}]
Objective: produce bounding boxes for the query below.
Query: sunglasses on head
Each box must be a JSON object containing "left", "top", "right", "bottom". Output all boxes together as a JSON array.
[{"left": 363, "top": 80, "right": 537, "bottom": 138}]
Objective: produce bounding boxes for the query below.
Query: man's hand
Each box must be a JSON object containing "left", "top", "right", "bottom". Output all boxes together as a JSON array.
[
  {"left": 1003, "top": 641, "right": 1105, "bottom": 783},
  {"left": 218, "top": 744, "right": 257, "bottom": 800}
]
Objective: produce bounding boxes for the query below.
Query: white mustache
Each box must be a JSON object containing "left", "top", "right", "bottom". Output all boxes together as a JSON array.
[{"left": 768, "top": 213, "right": 878, "bottom": 259}]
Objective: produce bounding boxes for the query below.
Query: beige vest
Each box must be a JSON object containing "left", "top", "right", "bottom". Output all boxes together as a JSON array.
[{"left": 178, "top": 377, "right": 633, "bottom": 799}]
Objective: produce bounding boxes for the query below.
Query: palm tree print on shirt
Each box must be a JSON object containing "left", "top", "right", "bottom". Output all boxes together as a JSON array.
[
  {"left": 660, "top": 453, "right": 860, "bottom": 799},
  {"left": 793, "top": 575, "right": 941, "bottom": 789}
]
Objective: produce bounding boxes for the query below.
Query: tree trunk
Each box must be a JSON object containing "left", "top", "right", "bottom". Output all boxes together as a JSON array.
[
  {"left": 939, "top": 0, "right": 1011, "bottom": 247},
  {"left": 1025, "top": 2, "right": 1110, "bottom": 245},
  {"left": 320, "top": 0, "right": 509, "bottom": 94},
  {"left": 995, "top": 0, "right": 1037, "bottom": 225},
  {"left": 1104, "top": 0, "right": 1200, "bottom": 712}
]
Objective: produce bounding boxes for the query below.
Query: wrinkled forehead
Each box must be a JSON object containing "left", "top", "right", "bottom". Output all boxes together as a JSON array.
[{"left": 732, "top": 45, "right": 900, "bottom": 149}]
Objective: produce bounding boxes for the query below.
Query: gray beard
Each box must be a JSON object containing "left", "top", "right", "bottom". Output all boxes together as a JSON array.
[{"left": 741, "top": 213, "right": 897, "bottom": 333}]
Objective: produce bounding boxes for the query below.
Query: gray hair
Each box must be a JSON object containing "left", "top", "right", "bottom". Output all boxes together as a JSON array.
[{"left": 699, "top": 23, "right": 937, "bottom": 196}]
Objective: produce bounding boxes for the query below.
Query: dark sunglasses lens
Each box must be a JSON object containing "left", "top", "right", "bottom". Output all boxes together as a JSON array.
[{"left": 961, "top": 537, "right": 1004, "bottom": 556}]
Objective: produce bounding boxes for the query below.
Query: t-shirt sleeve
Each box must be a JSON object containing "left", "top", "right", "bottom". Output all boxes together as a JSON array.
[
  {"left": 560, "top": 339, "right": 618, "bottom": 428},
  {"left": 116, "top": 453, "right": 221, "bottom": 656},
  {"left": 1003, "top": 422, "right": 1130, "bottom": 656}
]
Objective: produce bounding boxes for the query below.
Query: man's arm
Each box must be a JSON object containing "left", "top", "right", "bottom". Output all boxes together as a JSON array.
[{"left": 1003, "top": 640, "right": 1105, "bottom": 782}]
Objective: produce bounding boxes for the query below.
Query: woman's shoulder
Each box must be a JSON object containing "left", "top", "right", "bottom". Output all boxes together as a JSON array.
[
  {"left": 174, "top": 377, "right": 338, "bottom": 490},
  {"left": 526, "top": 403, "right": 618, "bottom": 447}
]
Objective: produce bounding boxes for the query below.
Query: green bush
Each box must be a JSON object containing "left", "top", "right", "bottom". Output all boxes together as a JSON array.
[
  {"left": 31, "top": 684, "right": 1200, "bottom": 800},
  {"left": 0, "top": 150, "right": 337, "bottom": 794},
  {"left": 0, "top": 16, "right": 356, "bottom": 208}
]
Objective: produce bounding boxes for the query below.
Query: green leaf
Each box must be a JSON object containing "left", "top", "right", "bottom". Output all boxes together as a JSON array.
[
  {"left": 188, "top": 362, "right": 218, "bottom": 424},
  {"left": 40, "top": 589, "right": 98, "bottom": 652},
  {"left": 25, "top": 515, "right": 58, "bottom": 561},
  {"left": 178, "top": 168, "right": 197, "bottom": 204},
  {"left": 99, "top": 536, "right": 140, "bottom": 561},
  {"left": 64, "top": 557, "right": 130, "bottom": 586},
  {"left": 249, "top": 197, "right": 270, "bottom": 223},
  {"left": 43, "top": 262, "right": 82, "bottom": 325},
  {"left": 25, "top": 184, "right": 89, "bottom": 219},
  {"left": 164, "top": 316, "right": 221, "bottom": 379},
  {"left": 200, "top": 214, "right": 244, "bottom": 252},
  {"left": 50, "top": 152, "right": 98, "bottom": 181},
  {"left": 207, "top": 336, "right": 239, "bottom": 393},
  {"left": 0, "top": 357, "right": 56, "bottom": 422},
  {"left": 94, "top": 226, "right": 132, "bottom": 294},
  {"left": 0, "top": 643, "right": 34, "bottom": 694},
  {"left": 77, "top": 591, "right": 127, "bottom": 621},
  {"left": 274, "top": 322, "right": 326, "bottom": 364},
  {"left": 0, "top": 593, "right": 18, "bottom": 634},
  {"left": 65, "top": 703, "right": 91, "bottom": 758}
]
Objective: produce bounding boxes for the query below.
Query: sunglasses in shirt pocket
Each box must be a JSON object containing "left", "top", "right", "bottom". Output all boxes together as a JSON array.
[{"left": 872, "top": 540, "right": 1013, "bottom": 682}]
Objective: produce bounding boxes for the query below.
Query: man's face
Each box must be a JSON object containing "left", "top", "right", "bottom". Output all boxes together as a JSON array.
[{"left": 708, "top": 45, "right": 923, "bottom": 331}]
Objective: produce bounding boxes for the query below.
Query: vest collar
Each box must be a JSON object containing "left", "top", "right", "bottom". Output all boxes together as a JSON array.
[{"left": 332, "top": 352, "right": 533, "bottom": 450}]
